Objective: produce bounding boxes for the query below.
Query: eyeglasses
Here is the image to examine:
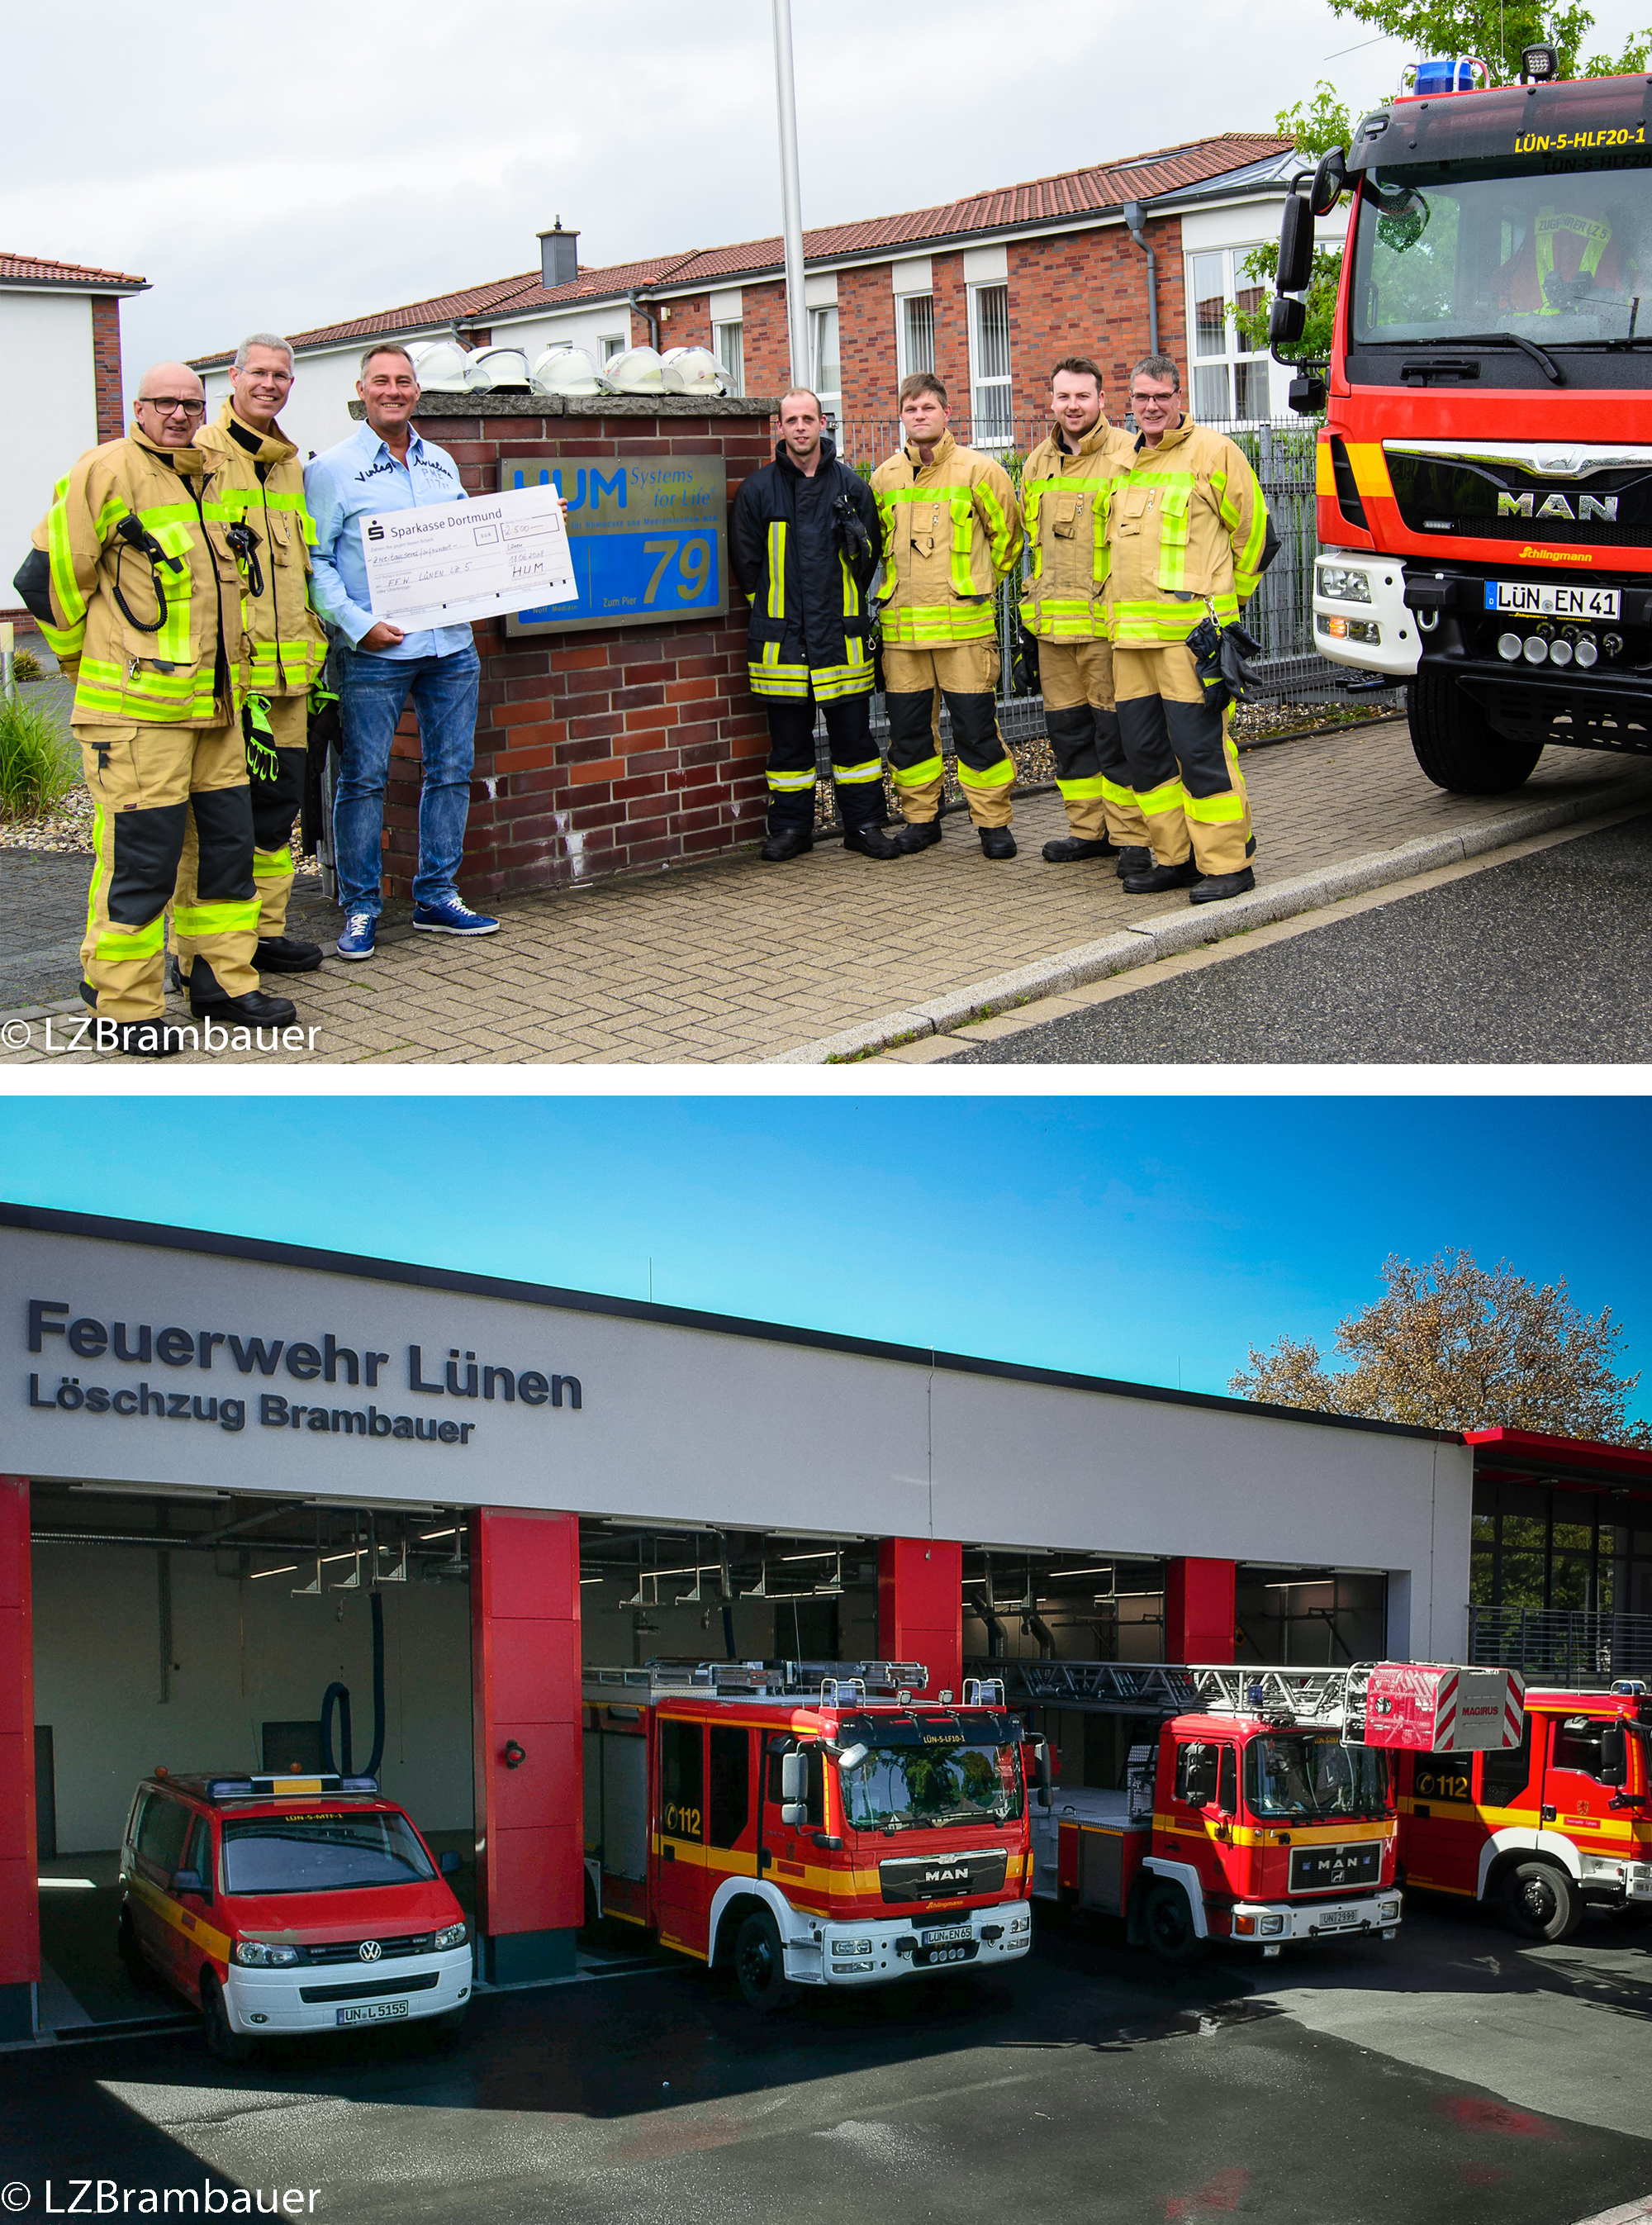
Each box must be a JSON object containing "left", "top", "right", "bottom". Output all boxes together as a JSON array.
[
  {"left": 1129, "top": 390, "right": 1178, "bottom": 406},
  {"left": 137, "top": 397, "right": 206, "bottom": 418},
  {"left": 240, "top": 368, "right": 292, "bottom": 385}
]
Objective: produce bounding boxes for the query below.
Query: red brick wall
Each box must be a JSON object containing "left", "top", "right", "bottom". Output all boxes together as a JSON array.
[
  {"left": 838, "top": 262, "right": 895, "bottom": 421},
  {"left": 1007, "top": 216, "right": 1186, "bottom": 422},
  {"left": 91, "top": 297, "right": 125, "bottom": 443},
  {"left": 388, "top": 405, "right": 772, "bottom": 902}
]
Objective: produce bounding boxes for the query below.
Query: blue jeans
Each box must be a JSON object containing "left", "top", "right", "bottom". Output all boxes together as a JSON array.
[{"left": 333, "top": 642, "right": 481, "bottom": 915}]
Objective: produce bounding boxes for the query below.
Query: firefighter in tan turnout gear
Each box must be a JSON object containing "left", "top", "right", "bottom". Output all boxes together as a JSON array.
[
  {"left": 1018, "top": 358, "right": 1151, "bottom": 873},
  {"left": 188, "top": 334, "right": 331, "bottom": 978},
  {"left": 1108, "top": 354, "right": 1276, "bottom": 906},
  {"left": 12, "top": 364, "right": 298, "bottom": 1055},
  {"left": 871, "top": 373, "right": 1023, "bottom": 858}
]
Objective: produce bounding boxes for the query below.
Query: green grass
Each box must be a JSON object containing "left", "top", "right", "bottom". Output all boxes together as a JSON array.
[{"left": 0, "top": 692, "right": 78, "bottom": 819}]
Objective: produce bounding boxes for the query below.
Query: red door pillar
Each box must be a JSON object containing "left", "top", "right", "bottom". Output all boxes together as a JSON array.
[
  {"left": 1166, "top": 1557, "right": 1237, "bottom": 1663},
  {"left": 0, "top": 1478, "right": 37, "bottom": 2041},
  {"left": 471, "top": 1507, "right": 582, "bottom": 1984},
  {"left": 877, "top": 1538, "right": 963, "bottom": 1700}
]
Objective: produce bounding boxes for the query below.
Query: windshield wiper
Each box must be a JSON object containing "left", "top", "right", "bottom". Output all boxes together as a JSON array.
[{"left": 1447, "top": 332, "right": 1564, "bottom": 383}]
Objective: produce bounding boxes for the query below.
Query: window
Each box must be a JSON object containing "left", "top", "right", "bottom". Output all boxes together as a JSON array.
[
  {"left": 707, "top": 1726, "right": 751, "bottom": 1848},
  {"left": 598, "top": 334, "right": 625, "bottom": 364},
  {"left": 1552, "top": 1716, "right": 1626, "bottom": 1784},
  {"left": 1216, "top": 1745, "right": 1237, "bottom": 1816},
  {"left": 135, "top": 1794, "right": 190, "bottom": 1878},
  {"left": 766, "top": 1738, "right": 824, "bottom": 1826},
  {"left": 659, "top": 1719, "right": 704, "bottom": 1840},
  {"left": 714, "top": 321, "right": 744, "bottom": 397},
  {"left": 221, "top": 1811, "right": 436, "bottom": 1895},
  {"left": 969, "top": 283, "right": 1013, "bottom": 446},
  {"left": 1480, "top": 1723, "right": 1531, "bottom": 1807},
  {"left": 1174, "top": 1741, "right": 1218, "bottom": 1807},
  {"left": 809, "top": 307, "right": 841, "bottom": 421},
  {"left": 898, "top": 294, "right": 935, "bottom": 381},
  {"left": 1186, "top": 247, "right": 1271, "bottom": 424},
  {"left": 182, "top": 1814, "right": 214, "bottom": 1894}
]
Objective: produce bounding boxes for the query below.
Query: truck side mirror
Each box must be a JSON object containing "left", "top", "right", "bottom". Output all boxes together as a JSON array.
[
  {"left": 1269, "top": 297, "right": 1306, "bottom": 349},
  {"left": 781, "top": 1802, "right": 808, "bottom": 1828},
  {"left": 1309, "top": 147, "right": 1348, "bottom": 217},
  {"left": 171, "top": 1869, "right": 204, "bottom": 1895},
  {"left": 836, "top": 1743, "right": 869, "bottom": 1775},
  {"left": 1277, "top": 195, "right": 1315, "bottom": 296},
  {"left": 1600, "top": 1723, "right": 1626, "bottom": 1785},
  {"left": 1036, "top": 1738, "right": 1053, "bottom": 1809},
  {"left": 780, "top": 1750, "right": 806, "bottom": 1803}
]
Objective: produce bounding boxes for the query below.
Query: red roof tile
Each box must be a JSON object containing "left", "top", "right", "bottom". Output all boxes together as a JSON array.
[{"left": 1, "top": 251, "right": 147, "bottom": 289}]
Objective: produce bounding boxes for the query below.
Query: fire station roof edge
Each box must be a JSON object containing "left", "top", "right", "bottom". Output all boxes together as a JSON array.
[
  {"left": 0, "top": 252, "right": 148, "bottom": 293},
  {"left": 2, "top": 1200, "right": 1456, "bottom": 1448}
]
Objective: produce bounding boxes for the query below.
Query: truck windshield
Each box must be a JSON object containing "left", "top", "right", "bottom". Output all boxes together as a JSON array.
[
  {"left": 221, "top": 1811, "right": 436, "bottom": 1894},
  {"left": 840, "top": 1742, "right": 1023, "bottom": 1833},
  {"left": 1351, "top": 157, "right": 1652, "bottom": 349},
  {"left": 1246, "top": 1735, "right": 1393, "bottom": 1821}
]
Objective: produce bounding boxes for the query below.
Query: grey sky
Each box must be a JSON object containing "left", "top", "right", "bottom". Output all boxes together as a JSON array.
[{"left": 8, "top": 0, "right": 1652, "bottom": 397}]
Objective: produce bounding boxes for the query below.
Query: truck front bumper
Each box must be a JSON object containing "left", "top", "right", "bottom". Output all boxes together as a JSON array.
[
  {"left": 785, "top": 1901, "right": 1034, "bottom": 1987},
  {"left": 1311, "top": 549, "right": 1422, "bottom": 677},
  {"left": 1229, "top": 1890, "right": 1403, "bottom": 1949}
]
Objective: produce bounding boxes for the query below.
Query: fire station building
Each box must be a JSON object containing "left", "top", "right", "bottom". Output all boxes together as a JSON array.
[{"left": 0, "top": 1203, "right": 1489, "bottom": 2041}]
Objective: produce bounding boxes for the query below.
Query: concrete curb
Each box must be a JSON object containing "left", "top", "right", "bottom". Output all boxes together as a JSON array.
[{"left": 767, "top": 787, "right": 1650, "bottom": 1064}]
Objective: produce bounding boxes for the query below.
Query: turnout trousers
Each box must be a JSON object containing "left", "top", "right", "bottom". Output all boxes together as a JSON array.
[
  {"left": 174, "top": 692, "right": 307, "bottom": 982},
  {"left": 762, "top": 687, "right": 886, "bottom": 832},
  {"left": 1113, "top": 642, "right": 1254, "bottom": 877},
  {"left": 1037, "top": 638, "right": 1149, "bottom": 848},
  {"left": 76, "top": 720, "right": 259, "bottom": 1021},
  {"left": 882, "top": 640, "right": 1014, "bottom": 829}
]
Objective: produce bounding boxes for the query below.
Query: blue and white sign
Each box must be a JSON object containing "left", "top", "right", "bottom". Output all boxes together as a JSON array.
[{"left": 501, "top": 454, "right": 728, "bottom": 635}]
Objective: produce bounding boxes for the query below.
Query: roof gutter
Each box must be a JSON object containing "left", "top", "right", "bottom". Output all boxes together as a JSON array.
[
  {"left": 1122, "top": 200, "right": 1160, "bottom": 357},
  {"left": 628, "top": 290, "right": 661, "bottom": 350}
]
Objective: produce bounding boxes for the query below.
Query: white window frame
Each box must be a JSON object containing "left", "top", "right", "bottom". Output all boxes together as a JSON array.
[
  {"left": 598, "top": 332, "right": 625, "bottom": 364},
  {"left": 714, "top": 320, "right": 744, "bottom": 396},
  {"left": 895, "top": 292, "right": 935, "bottom": 383},
  {"left": 1185, "top": 245, "right": 1273, "bottom": 426},
  {"left": 967, "top": 281, "right": 1014, "bottom": 449},
  {"left": 809, "top": 304, "right": 842, "bottom": 426}
]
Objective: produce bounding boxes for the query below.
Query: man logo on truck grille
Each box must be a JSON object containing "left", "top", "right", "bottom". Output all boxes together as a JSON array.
[
  {"left": 925, "top": 1869, "right": 966, "bottom": 1884},
  {"left": 1498, "top": 492, "right": 1619, "bottom": 521}
]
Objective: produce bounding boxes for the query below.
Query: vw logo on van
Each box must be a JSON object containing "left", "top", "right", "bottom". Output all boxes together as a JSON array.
[{"left": 358, "top": 1939, "right": 382, "bottom": 1962}]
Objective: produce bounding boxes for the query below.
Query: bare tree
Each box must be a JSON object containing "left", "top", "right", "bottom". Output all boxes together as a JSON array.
[{"left": 1230, "top": 1249, "right": 1650, "bottom": 1445}]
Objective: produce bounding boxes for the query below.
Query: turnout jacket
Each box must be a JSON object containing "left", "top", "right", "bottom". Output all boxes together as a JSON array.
[
  {"left": 729, "top": 436, "right": 881, "bottom": 700},
  {"left": 871, "top": 430, "right": 1023, "bottom": 646},
  {"left": 1018, "top": 417, "right": 1135, "bottom": 640},
  {"left": 196, "top": 403, "right": 329, "bottom": 698},
  {"left": 1105, "top": 416, "right": 1273, "bottom": 645}
]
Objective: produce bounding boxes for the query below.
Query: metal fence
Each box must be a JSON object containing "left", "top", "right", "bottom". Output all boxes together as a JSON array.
[{"left": 1468, "top": 1604, "right": 1652, "bottom": 1688}]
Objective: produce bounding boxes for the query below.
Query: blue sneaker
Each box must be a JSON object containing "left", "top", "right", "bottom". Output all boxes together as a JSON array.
[
  {"left": 411, "top": 897, "right": 500, "bottom": 938},
  {"left": 336, "top": 909, "right": 377, "bottom": 961}
]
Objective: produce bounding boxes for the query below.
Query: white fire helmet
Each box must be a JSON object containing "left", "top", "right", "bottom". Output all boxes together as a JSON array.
[
  {"left": 410, "top": 340, "right": 472, "bottom": 392},
  {"left": 661, "top": 346, "right": 726, "bottom": 397},
  {"left": 604, "top": 345, "right": 667, "bottom": 394},
  {"left": 530, "top": 345, "right": 608, "bottom": 397},
  {"left": 464, "top": 346, "right": 531, "bottom": 391}
]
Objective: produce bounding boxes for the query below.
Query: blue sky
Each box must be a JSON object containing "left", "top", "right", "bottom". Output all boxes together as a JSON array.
[{"left": 2, "top": 1096, "right": 1647, "bottom": 1415}]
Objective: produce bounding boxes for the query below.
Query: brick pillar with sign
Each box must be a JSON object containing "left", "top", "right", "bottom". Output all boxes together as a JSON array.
[{"left": 375, "top": 392, "right": 776, "bottom": 902}]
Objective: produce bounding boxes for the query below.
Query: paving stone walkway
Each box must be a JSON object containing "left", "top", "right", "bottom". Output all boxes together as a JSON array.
[{"left": 4, "top": 716, "right": 1650, "bottom": 1065}]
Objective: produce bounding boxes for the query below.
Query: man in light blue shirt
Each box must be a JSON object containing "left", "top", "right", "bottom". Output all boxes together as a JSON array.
[{"left": 306, "top": 342, "right": 497, "bottom": 958}]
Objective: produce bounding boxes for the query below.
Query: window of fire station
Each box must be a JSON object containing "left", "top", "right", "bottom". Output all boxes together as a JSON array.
[
  {"left": 968, "top": 283, "right": 1013, "bottom": 447},
  {"left": 714, "top": 321, "right": 744, "bottom": 397},
  {"left": 809, "top": 307, "right": 842, "bottom": 426},
  {"left": 1470, "top": 1479, "right": 1652, "bottom": 1640},
  {"left": 659, "top": 1719, "right": 705, "bottom": 1841},
  {"left": 898, "top": 293, "right": 935, "bottom": 383},
  {"left": 1187, "top": 248, "right": 1270, "bottom": 424}
]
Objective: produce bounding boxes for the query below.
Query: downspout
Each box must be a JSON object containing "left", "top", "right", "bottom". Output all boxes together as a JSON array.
[
  {"left": 1122, "top": 200, "right": 1160, "bottom": 358},
  {"left": 627, "top": 291, "right": 661, "bottom": 351}
]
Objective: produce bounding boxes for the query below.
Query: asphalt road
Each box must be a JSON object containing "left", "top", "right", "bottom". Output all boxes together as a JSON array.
[
  {"left": 952, "top": 812, "right": 1652, "bottom": 1065},
  {"left": 6, "top": 1905, "right": 1648, "bottom": 2225}
]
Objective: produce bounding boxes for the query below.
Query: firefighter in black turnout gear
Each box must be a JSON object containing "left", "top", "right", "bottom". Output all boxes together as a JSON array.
[{"left": 730, "top": 387, "right": 900, "bottom": 862}]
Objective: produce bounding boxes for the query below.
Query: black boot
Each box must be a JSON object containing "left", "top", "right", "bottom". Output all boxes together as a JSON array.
[
  {"left": 1114, "top": 846, "right": 1152, "bottom": 879},
  {"left": 1121, "top": 857, "right": 1201, "bottom": 894},
  {"left": 978, "top": 825, "right": 1018, "bottom": 860},
  {"left": 890, "top": 817, "right": 942, "bottom": 854},
  {"left": 1042, "top": 834, "right": 1117, "bottom": 863},
  {"left": 843, "top": 822, "right": 902, "bottom": 860},
  {"left": 188, "top": 959, "right": 297, "bottom": 1027},
  {"left": 1189, "top": 867, "right": 1256, "bottom": 905},
  {"left": 760, "top": 825, "right": 814, "bottom": 863},
  {"left": 257, "top": 934, "right": 325, "bottom": 973}
]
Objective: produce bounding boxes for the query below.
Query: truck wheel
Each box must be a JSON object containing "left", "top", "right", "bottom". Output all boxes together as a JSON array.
[
  {"left": 117, "top": 1907, "right": 157, "bottom": 1991},
  {"left": 201, "top": 1975, "right": 253, "bottom": 2065},
  {"left": 733, "top": 1909, "right": 799, "bottom": 2013},
  {"left": 1502, "top": 1861, "right": 1583, "bottom": 1942},
  {"left": 1408, "top": 668, "right": 1543, "bottom": 794},
  {"left": 1142, "top": 1881, "right": 1204, "bottom": 1964}
]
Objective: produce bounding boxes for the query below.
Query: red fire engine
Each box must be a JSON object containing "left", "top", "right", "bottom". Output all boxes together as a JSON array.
[
  {"left": 1268, "top": 47, "right": 1652, "bottom": 794},
  {"left": 1010, "top": 1661, "right": 1521, "bottom": 1960},
  {"left": 1395, "top": 1677, "right": 1652, "bottom": 1937},
  {"left": 582, "top": 1660, "right": 1034, "bottom": 2010}
]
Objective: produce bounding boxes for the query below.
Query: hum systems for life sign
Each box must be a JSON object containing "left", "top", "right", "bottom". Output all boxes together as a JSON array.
[{"left": 501, "top": 454, "right": 727, "bottom": 635}]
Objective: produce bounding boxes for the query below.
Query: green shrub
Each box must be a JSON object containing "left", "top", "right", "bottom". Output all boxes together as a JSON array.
[{"left": 0, "top": 694, "right": 77, "bottom": 818}]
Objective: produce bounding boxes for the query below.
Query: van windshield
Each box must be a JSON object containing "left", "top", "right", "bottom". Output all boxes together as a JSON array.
[{"left": 221, "top": 1810, "right": 435, "bottom": 1894}]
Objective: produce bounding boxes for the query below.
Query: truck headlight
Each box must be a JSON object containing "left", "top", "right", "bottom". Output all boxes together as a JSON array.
[
  {"left": 1258, "top": 1914, "right": 1285, "bottom": 1936},
  {"left": 233, "top": 1940, "right": 299, "bottom": 1967},
  {"left": 1317, "top": 564, "right": 1373, "bottom": 603},
  {"left": 433, "top": 1922, "right": 468, "bottom": 1951},
  {"left": 1379, "top": 1899, "right": 1401, "bottom": 1923},
  {"left": 830, "top": 1938, "right": 872, "bottom": 1956}
]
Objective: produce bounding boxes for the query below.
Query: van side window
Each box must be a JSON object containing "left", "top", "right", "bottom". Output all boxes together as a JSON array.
[
  {"left": 182, "top": 1814, "right": 214, "bottom": 1894},
  {"left": 1479, "top": 1723, "right": 1531, "bottom": 1807},
  {"left": 135, "top": 1795, "right": 190, "bottom": 1879}
]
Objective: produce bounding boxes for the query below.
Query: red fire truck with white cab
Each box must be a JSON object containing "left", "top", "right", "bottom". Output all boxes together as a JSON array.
[
  {"left": 1394, "top": 1676, "right": 1652, "bottom": 1937},
  {"left": 1269, "top": 45, "right": 1652, "bottom": 795},
  {"left": 582, "top": 1660, "right": 1034, "bottom": 2010},
  {"left": 1012, "top": 1660, "right": 1522, "bottom": 1960}
]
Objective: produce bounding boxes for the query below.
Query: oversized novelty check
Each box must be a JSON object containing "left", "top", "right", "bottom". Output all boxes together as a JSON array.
[{"left": 359, "top": 483, "right": 577, "bottom": 628}]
